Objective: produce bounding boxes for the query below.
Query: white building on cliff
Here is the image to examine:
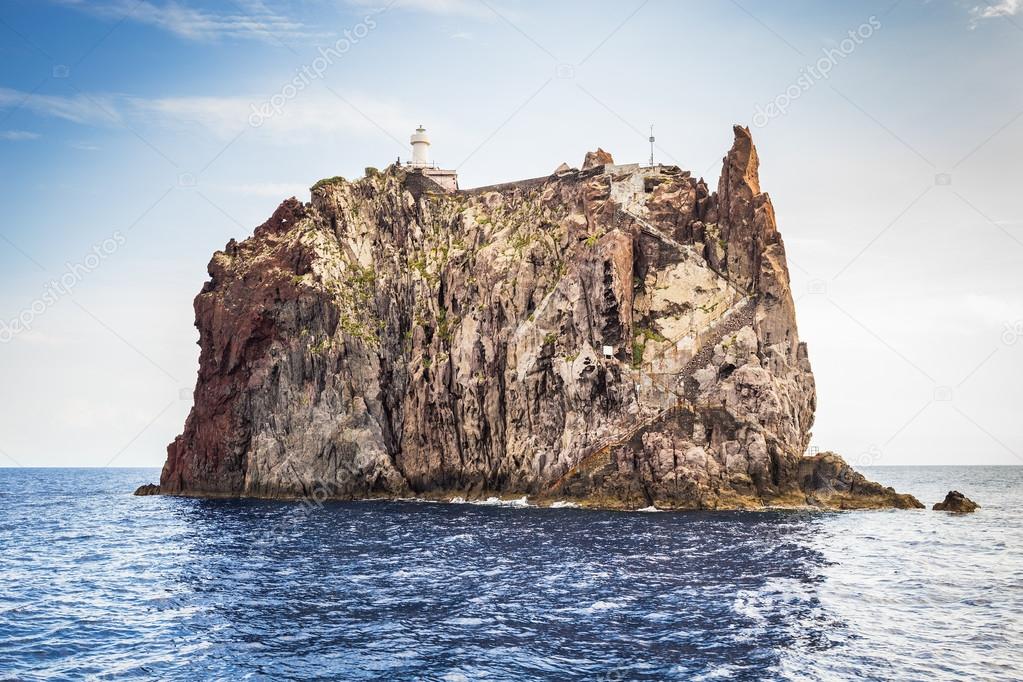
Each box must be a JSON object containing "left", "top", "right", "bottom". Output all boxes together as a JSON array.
[{"left": 406, "top": 125, "right": 458, "bottom": 192}]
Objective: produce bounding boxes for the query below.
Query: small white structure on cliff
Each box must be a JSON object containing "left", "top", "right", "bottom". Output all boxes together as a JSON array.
[{"left": 406, "top": 125, "right": 458, "bottom": 192}]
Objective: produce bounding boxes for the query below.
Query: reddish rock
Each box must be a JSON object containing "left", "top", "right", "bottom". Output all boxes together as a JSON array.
[{"left": 582, "top": 148, "right": 614, "bottom": 170}]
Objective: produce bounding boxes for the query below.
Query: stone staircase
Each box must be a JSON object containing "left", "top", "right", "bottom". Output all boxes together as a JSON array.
[
  {"left": 546, "top": 403, "right": 678, "bottom": 494},
  {"left": 681, "top": 297, "right": 757, "bottom": 401},
  {"left": 613, "top": 208, "right": 689, "bottom": 253},
  {"left": 547, "top": 295, "right": 759, "bottom": 493}
]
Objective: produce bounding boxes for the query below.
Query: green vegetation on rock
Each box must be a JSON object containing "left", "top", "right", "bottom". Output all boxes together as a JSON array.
[{"left": 311, "top": 176, "right": 346, "bottom": 192}]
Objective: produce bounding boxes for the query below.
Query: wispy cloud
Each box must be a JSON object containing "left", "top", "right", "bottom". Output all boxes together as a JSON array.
[
  {"left": 0, "top": 130, "right": 40, "bottom": 141},
  {"left": 0, "top": 87, "right": 120, "bottom": 125},
  {"left": 348, "top": 0, "right": 493, "bottom": 19},
  {"left": 0, "top": 85, "right": 406, "bottom": 141},
  {"left": 970, "top": 0, "right": 1022, "bottom": 26},
  {"left": 49, "top": 0, "right": 317, "bottom": 42},
  {"left": 132, "top": 92, "right": 407, "bottom": 138}
]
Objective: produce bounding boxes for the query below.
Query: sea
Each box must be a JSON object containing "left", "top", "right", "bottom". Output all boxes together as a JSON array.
[{"left": 0, "top": 466, "right": 1020, "bottom": 681}]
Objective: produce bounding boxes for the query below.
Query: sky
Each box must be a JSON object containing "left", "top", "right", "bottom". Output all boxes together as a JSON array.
[{"left": 0, "top": 0, "right": 1021, "bottom": 468}]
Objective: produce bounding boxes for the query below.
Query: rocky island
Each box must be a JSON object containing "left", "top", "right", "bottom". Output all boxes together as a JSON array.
[{"left": 147, "top": 125, "right": 922, "bottom": 510}]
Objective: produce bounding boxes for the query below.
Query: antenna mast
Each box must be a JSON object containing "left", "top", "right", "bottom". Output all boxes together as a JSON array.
[{"left": 648, "top": 124, "right": 655, "bottom": 166}]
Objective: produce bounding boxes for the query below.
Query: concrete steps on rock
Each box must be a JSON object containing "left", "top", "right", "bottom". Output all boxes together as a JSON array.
[{"left": 548, "top": 295, "right": 759, "bottom": 494}]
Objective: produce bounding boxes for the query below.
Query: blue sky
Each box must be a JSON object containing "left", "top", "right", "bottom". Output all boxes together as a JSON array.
[{"left": 1, "top": 0, "right": 1022, "bottom": 467}]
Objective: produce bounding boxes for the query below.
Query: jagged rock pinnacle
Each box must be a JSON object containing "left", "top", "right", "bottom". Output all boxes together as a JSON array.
[{"left": 582, "top": 148, "right": 614, "bottom": 170}]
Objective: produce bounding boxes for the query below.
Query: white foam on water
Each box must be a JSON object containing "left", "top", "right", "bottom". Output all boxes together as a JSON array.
[
  {"left": 584, "top": 599, "right": 626, "bottom": 612},
  {"left": 442, "top": 533, "right": 473, "bottom": 543},
  {"left": 642, "top": 610, "right": 672, "bottom": 622},
  {"left": 691, "top": 664, "right": 743, "bottom": 681},
  {"left": 477, "top": 495, "right": 532, "bottom": 507},
  {"left": 550, "top": 500, "right": 580, "bottom": 508},
  {"left": 447, "top": 495, "right": 532, "bottom": 507}
]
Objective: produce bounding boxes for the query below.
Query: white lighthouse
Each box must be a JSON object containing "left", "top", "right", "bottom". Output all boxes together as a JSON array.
[
  {"left": 410, "top": 125, "right": 431, "bottom": 167},
  {"left": 406, "top": 125, "right": 458, "bottom": 192}
]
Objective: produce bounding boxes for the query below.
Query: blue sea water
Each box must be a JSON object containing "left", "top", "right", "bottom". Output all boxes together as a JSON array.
[{"left": 0, "top": 467, "right": 1021, "bottom": 681}]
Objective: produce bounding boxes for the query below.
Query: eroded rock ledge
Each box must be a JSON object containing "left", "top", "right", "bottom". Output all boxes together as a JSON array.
[{"left": 155, "top": 126, "right": 922, "bottom": 511}]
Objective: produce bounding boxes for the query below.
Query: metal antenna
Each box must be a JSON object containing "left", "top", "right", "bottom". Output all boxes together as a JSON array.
[{"left": 648, "top": 124, "right": 655, "bottom": 166}]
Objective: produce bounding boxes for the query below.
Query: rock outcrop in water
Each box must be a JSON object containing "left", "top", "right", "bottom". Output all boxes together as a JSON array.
[
  {"left": 933, "top": 490, "right": 979, "bottom": 512},
  {"left": 155, "top": 125, "right": 922, "bottom": 510}
]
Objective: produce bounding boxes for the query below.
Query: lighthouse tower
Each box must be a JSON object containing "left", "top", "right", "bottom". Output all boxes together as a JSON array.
[
  {"left": 406, "top": 125, "right": 458, "bottom": 192},
  {"left": 410, "top": 126, "right": 431, "bottom": 167}
]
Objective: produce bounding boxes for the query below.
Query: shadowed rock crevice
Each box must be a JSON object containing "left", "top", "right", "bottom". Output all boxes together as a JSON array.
[{"left": 156, "top": 125, "right": 921, "bottom": 510}]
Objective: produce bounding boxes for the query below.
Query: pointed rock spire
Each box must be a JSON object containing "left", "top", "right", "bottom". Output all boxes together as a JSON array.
[
  {"left": 714, "top": 125, "right": 779, "bottom": 295},
  {"left": 582, "top": 148, "right": 614, "bottom": 170}
]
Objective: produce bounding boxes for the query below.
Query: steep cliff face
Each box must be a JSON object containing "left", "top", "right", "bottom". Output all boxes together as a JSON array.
[{"left": 158, "top": 126, "right": 921, "bottom": 510}]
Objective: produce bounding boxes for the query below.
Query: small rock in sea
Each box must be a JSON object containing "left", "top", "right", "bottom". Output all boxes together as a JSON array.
[
  {"left": 134, "top": 483, "right": 161, "bottom": 496},
  {"left": 932, "top": 490, "right": 978, "bottom": 513}
]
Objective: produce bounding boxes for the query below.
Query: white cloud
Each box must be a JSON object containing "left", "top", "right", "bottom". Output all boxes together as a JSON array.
[
  {"left": 348, "top": 0, "right": 494, "bottom": 19},
  {"left": 50, "top": 0, "right": 317, "bottom": 42},
  {"left": 129, "top": 94, "right": 254, "bottom": 136},
  {"left": 132, "top": 91, "right": 408, "bottom": 139},
  {"left": 0, "top": 85, "right": 407, "bottom": 142},
  {"left": 0, "top": 130, "right": 40, "bottom": 141},
  {"left": 0, "top": 87, "right": 121, "bottom": 125},
  {"left": 970, "top": 0, "right": 1022, "bottom": 26}
]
